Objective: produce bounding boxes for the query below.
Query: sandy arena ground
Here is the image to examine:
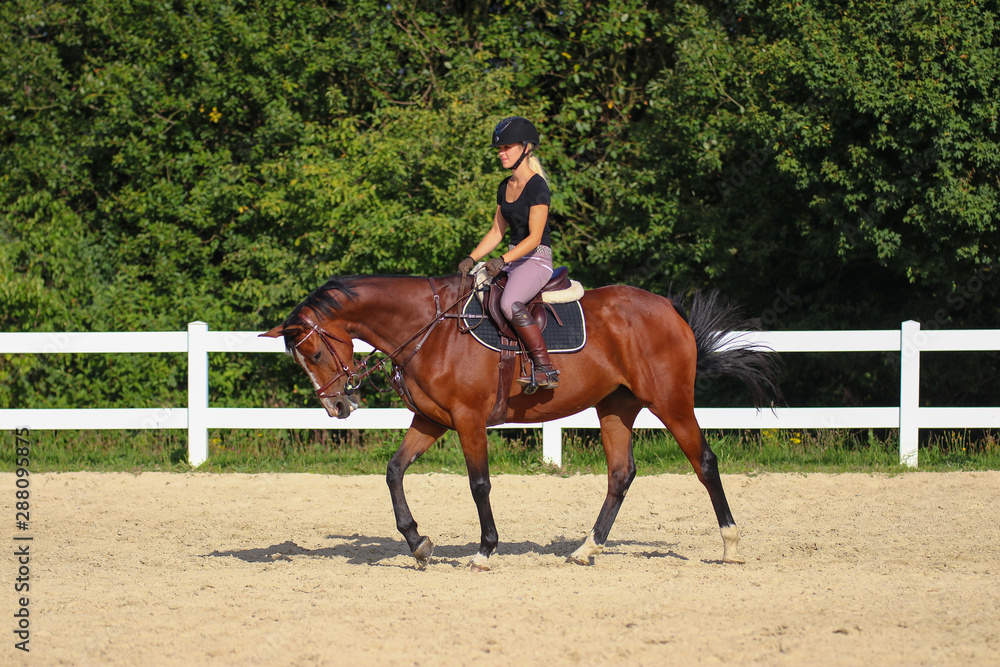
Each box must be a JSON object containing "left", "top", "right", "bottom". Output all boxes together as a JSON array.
[{"left": 4, "top": 470, "right": 999, "bottom": 665}]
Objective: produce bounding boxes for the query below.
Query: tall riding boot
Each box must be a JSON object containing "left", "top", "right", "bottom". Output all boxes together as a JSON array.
[{"left": 510, "top": 301, "right": 560, "bottom": 394}]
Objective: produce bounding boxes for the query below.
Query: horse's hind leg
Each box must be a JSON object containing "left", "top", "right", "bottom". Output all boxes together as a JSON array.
[
  {"left": 653, "top": 403, "right": 745, "bottom": 563},
  {"left": 569, "top": 389, "right": 641, "bottom": 565},
  {"left": 386, "top": 415, "right": 448, "bottom": 567}
]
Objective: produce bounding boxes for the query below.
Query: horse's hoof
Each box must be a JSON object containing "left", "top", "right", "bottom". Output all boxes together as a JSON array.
[
  {"left": 720, "top": 525, "right": 744, "bottom": 564},
  {"left": 469, "top": 553, "right": 491, "bottom": 572},
  {"left": 568, "top": 532, "right": 601, "bottom": 565},
  {"left": 413, "top": 536, "right": 434, "bottom": 563}
]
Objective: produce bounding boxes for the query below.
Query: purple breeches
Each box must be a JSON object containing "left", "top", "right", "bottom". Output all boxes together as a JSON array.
[{"left": 499, "top": 249, "right": 554, "bottom": 321}]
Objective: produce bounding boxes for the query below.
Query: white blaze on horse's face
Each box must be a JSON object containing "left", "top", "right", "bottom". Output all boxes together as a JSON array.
[
  {"left": 289, "top": 333, "right": 359, "bottom": 419},
  {"left": 290, "top": 347, "right": 334, "bottom": 414}
]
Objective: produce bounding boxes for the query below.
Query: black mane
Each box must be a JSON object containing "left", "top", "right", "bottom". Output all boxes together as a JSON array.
[
  {"left": 284, "top": 276, "right": 362, "bottom": 326},
  {"left": 282, "top": 273, "right": 462, "bottom": 331}
]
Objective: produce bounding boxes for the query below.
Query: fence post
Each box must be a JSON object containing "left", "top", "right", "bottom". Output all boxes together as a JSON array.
[
  {"left": 187, "top": 322, "right": 210, "bottom": 467},
  {"left": 899, "top": 320, "right": 920, "bottom": 467},
  {"left": 542, "top": 421, "right": 562, "bottom": 467}
]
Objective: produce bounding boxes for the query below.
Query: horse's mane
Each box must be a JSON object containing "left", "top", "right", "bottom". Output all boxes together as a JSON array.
[
  {"left": 284, "top": 274, "right": 450, "bottom": 328},
  {"left": 284, "top": 276, "right": 362, "bottom": 326}
]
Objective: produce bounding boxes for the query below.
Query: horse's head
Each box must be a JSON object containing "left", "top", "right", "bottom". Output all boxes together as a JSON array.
[{"left": 261, "top": 316, "right": 360, "bottom": 419}]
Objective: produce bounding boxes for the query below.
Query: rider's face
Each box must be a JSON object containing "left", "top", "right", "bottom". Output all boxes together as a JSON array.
[{"left": 497, "top": 143, "right": 524, "bottom": 168}]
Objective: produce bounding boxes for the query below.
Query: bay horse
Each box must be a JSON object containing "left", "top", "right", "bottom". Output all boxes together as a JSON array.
[{"left": 262, "top": 274, "right": 779, "bottom": 570}]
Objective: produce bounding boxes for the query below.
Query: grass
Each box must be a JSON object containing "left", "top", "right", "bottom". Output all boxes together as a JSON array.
[{"left": 2, "top": 427, "right": 999, "bottom": 474}]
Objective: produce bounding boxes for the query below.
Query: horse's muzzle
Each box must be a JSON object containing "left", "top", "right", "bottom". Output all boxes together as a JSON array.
[{"left": 322, "top": 393, "right": 361, "bottom": 419}]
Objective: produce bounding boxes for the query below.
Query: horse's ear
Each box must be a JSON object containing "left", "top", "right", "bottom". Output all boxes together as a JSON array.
[{"left": 259, "top": 325, "right": 285, "bottom": 339}]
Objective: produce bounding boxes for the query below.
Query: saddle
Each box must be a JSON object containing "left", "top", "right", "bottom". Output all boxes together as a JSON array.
[{"left": 485, "top": 266, "right": 574, "bottom": 340}]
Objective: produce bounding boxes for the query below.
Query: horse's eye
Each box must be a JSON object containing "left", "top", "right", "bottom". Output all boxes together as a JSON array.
[{"left": 312, "top": 351, "right": 322, "bottom": 362}]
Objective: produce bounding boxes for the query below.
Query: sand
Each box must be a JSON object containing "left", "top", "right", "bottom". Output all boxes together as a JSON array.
[{"left": 4, "top": 470, "right": 999, "bottom": 665}]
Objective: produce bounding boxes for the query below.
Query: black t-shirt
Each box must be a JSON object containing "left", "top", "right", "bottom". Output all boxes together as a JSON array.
[{"left": 496, "top": 174, "right": 552, "bottom": 248}]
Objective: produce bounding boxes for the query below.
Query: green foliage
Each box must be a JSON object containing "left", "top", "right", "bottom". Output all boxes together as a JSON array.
[
  {"left": 1, "top": 0, "right": 998, "bottom": 417},
  {"left": 635, "top": 0, "right": 999, "bottom": 314}
]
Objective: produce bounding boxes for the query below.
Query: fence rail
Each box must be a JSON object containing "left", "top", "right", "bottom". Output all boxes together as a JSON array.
[{"left": 2, "top": 321, "right": 998, "bottom": 468}]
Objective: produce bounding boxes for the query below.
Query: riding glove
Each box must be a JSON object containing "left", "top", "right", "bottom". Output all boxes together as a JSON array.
[
  {"left": 457, "top": 255, "right": 475, "bottom": 275},
  {"left": 485, "top": 257, "right": 506, "bottom": 277}
]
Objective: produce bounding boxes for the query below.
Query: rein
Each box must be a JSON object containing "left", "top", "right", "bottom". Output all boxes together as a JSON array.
[
  {"left": 293, "top": 278, "right": 476, "bottom": 402},
  {"left": 351, "top": 278, "right": 475, "bottom": 386}
]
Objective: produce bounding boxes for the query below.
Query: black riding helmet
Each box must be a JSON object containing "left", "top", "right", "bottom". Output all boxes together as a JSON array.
[
  {"left": 490, "top": 116, "right": 540, "bottom": 171},
  {"left": 490, "top": 116, "right": 540, "bottom": 148}
]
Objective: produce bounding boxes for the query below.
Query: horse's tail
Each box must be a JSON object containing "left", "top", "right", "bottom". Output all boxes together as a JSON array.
[{"left": 672, "top": 290, "right": 783, "bottom": 410}]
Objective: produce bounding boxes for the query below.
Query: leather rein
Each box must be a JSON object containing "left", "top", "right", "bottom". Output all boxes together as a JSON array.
[{"left": 288, "top": 278, "right": 476, "bottom": 403}]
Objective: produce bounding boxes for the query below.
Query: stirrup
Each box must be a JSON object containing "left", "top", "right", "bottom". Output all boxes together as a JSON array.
[{"left": 516, "top": 360, "right": 560, "bottom": 395}]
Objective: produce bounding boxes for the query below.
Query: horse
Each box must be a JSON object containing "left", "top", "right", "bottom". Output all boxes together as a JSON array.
[{"left": 262, "top": 273, "right": 780, "bottom": 571}]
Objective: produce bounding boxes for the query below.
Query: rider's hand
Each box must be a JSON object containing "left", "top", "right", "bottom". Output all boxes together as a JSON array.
[
  {"left": 485, "top": 257, "right": 506, "bottom": 277},
  {"left": 458, "top": 255, "right": 476, "bottom": 275}
]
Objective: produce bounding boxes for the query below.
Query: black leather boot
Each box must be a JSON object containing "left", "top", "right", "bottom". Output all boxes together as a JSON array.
[{"left": 510, "top": 301, "right": 560, "bottom": 393}]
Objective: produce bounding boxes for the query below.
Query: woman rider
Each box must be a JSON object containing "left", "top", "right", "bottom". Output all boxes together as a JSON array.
[{"left": 457, "top": 116, "right": 560, "bottom": 392}]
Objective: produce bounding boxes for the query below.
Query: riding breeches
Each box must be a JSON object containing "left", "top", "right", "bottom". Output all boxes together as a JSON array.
[{"left": 500, "top": 246, "right": 554, "bottom": 321}]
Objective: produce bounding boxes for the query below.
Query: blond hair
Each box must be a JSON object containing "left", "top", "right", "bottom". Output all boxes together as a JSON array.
[{"left": 526, "top": 144, "right": 549, "bottom": 184}]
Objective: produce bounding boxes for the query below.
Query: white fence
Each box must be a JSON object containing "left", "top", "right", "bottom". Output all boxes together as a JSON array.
[{"left": 1, "top": 321, "right": 998, "bottom": 468}]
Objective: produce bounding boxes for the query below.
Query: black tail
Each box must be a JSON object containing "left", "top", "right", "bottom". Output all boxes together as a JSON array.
[{"left": 672, "top": 290, "right": 783, "bottom": 410}]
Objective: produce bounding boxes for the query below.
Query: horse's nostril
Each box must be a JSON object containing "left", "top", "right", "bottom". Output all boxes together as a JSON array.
[{"left": 333, "top": 396, "right": 354, "bottom": 419}]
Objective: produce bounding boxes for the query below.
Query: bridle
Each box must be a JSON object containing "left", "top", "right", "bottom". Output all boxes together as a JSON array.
[
  {"left": 285, "top": 278, "right": 478, "bottom": 404},
  {"left": 286, "top": 314, "right": 358, "bottom": 400}
]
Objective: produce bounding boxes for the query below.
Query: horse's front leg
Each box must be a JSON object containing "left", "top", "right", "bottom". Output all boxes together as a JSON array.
[
  {"left": 386, "top": 415, "right": 448, "bottom": 567},
  {"left": 457, "top": 424, "right": 498, "bottom": 572}
]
